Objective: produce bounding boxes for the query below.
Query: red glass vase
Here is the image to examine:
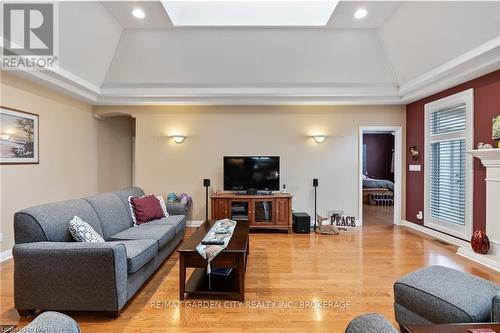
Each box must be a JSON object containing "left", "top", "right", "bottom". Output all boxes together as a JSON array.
[{"left": 471, "top": 230, "right": 490, "bottom": 255}]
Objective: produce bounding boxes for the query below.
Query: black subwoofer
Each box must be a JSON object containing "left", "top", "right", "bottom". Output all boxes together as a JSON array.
[{"left": 292, "top": 212, "right": 311, "bottom": 233}]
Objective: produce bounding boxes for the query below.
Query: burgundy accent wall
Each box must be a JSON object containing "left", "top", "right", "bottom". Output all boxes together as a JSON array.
[
  {"left": 406, "top": 70, "right": 500, "bottom": 233},
  {"left": 363, "top": 134, "right": 395, "bottom": 181}
]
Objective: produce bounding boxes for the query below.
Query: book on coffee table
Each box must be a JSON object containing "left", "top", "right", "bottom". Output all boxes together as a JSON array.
[{"left": 210, "top": 268, "right": 233, "bottom": 277}]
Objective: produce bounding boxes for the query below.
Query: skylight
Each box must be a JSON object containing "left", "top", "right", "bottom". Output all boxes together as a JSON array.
[{"left": 161, "top": 1, "right": 339, "bottom": 27}]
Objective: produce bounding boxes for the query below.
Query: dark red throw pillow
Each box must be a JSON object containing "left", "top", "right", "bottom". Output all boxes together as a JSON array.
[{"left": 131, "top": 195, "right": 164, "bottom": 225}]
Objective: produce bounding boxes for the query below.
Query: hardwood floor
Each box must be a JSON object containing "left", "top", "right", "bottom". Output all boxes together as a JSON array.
[
  {"left": 363, "top": 204, "right": 394, "bottom": 226},
  {"left": 1, "top": 223, "right": 498, "bottom": 332}
]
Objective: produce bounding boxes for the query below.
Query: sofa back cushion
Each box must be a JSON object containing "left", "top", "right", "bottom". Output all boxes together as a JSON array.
[
  {"left": 84, "top": 193, "right": 133, "bottom": 240},
  {"left": 113, "top": 187, "right": 145, "bottom": 225},
  {"left": 14, "top": 199, "right": 103, "bottom": 244}
]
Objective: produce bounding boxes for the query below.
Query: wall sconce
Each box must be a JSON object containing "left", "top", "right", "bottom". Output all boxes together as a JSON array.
[
  {"left": 312, "top": 135, "right": 326, "bottom": 143},
  {"left": 0, "top": 134, "right": 11, "bottom": 141},
  {"left": 171, "top": 135, "right": 186, "bottom": 144}
]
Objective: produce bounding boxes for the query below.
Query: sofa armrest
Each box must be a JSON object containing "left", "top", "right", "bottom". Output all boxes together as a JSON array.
[
  {"left": 493, "top": 291, "right": 500, "bottom": 322},
  {"left": 166, "top": 202, "right": 188, "bottom": 215},
  {"left": 13, "top": 242, "right": 128, "bottom": 312}
]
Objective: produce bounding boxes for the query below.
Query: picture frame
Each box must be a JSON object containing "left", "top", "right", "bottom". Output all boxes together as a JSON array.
[
  {"left": 493, "top": 115, "right": 500, "bottom": 140},
  {"left": 0, "top": 106, "right": 39, "bottom": 164}
]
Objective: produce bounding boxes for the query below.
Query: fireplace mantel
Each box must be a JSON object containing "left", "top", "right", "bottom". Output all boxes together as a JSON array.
[
  {"left": 469, "top": 148, "right": 500, "bottom": 166},
  {"left": 456, "top": 149, "right": 500, "bottom": 271}
]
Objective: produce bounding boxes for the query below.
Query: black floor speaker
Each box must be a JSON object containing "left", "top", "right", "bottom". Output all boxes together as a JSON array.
[{"left": 292, "top": 212, "right": 311, "bottom": 233}]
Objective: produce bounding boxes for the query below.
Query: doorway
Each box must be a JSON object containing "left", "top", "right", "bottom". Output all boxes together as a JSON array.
[{"left": 358, "top": 126, "right": 402, "bottom": 226}]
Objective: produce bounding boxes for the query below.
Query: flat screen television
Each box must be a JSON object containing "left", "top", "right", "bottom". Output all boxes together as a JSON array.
[{"left": 224, "top": 156, "right": 280, "bottom": 191}]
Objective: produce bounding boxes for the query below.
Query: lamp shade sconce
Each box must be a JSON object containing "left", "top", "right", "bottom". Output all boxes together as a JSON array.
[
  {"left": 171, "top": 135, "right": 186, "bottom": 144},
  {"left": 312, "top": 135, "right": 326, "bottom": 143}
]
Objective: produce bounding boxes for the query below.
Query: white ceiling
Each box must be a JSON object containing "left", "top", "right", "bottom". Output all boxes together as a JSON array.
[{"left": 6, "top": 1, "right": 500, "bottom": 106}]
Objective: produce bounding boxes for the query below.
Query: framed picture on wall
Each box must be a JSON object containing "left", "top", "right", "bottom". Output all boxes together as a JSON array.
[
  {"left": 493, "top": 115, "right": 500, "bottom": 140},
  {"left": 0, "top": 106, "right": 39, "bottom": 164}
]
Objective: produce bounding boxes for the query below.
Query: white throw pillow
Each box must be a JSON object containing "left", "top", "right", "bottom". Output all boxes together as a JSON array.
[
  {"left": 157, "top": 196, "right": 169, "bottom": 218},
  {"left": 128, "top": 195, "right": 169, "bottom": 226},
  {"left": 69, "top": 216, "right": 105, "bottom": 242}
]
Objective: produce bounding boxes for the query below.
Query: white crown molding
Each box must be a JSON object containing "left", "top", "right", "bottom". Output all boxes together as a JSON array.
[
  {"left": 8, "top": 67, "right": 99, "bottom": 104},
  {"left": 400, "top": 37, "right": 500, "bottom": 103},
  {"left": 95, "top": 82, "right": 402, "bottom": 105},
  {"left": 95, "top": 95, "right": 404, "bottom": 106},
  {"left": 3, "top": 37, "right": 498, "bottom": 106}
]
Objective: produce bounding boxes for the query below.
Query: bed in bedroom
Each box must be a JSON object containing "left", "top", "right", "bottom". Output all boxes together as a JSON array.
[{"left": 363, "top": 177, "right": 394, "bottom": 204}]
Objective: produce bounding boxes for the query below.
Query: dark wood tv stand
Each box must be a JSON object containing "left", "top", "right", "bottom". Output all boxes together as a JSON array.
[{"left": 211, "top": 193, "right": 292, "bottom": 231}]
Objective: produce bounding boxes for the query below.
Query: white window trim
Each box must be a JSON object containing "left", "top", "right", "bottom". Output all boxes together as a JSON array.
[{"left": 424, "top": 88, "right": 474, "bottom": 240}]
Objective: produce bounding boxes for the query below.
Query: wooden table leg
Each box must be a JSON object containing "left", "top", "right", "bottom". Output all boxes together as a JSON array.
[
  {"left": 238, "top": 254, "right": 245, "bottom": 302},
  {"left": 179, "top": 253, "right": 185, "bottom": 300}
]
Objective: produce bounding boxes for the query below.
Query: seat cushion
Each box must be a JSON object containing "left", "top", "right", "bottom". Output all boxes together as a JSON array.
[
  {"left": 147, "top": 215, "right": 186, "bottom": 235},
  {"left": 110, "top": 225, "right": 175, "bottom": 249},
  {"left": 111, "top": 240, "right": 158, "bottom": 273},
  {"left": 394, "top": 265, "right": 500, "bottom": 323}
]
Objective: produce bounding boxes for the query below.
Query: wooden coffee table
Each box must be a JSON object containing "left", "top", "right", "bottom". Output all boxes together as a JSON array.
[
  {"left": 178, "top": 220, "right": 249, "bottom": 301},
  {"left": 404, "top": 323, "right": 500, "bottom": 333}
]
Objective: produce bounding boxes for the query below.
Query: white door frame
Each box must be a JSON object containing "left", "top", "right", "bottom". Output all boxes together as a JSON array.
[{"left": 358, "top": 126, "right": 403, "bottom": 226}]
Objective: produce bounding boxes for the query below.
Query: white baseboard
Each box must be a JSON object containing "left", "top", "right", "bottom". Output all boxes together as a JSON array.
[
  {"left": 401, "top": 220, "right": 500, "bottom": 272},
  {"left": 186, "top": 220, "right": 204, "bottom": 227},
  {"left": 457, "top": 247, "right": 500, "bottom": 272},
  {"left": 400, "top": 220, "right": 469, "bottom": 248},
  {"left": 0, "top": 249, "right": 12, "bottom": 262}
]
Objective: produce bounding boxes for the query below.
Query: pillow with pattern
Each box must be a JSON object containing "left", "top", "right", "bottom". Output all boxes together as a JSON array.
[
  {"left": 128, "top": 195, "right": 168, "bottom": 226},
  {"left": 69, "top": 216, "right": 105, "bottom": 242}
]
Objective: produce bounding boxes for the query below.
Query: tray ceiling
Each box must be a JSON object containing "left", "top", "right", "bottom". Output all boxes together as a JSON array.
[{"left": 4, "top": 1, "right": 500, "bottom": 106}]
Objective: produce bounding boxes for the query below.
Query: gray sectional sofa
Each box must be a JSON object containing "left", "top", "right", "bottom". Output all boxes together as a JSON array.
[{"left": 13, "top": 187, "right": 187, "bottom": 316}]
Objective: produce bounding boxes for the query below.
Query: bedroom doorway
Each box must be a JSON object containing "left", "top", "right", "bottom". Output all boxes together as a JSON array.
[{"left": 358, "top": 126, "right": 402, "bottom": 226}]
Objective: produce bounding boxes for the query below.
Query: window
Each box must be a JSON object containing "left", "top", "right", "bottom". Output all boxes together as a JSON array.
[
  {"left": 424, "top": 89, "right": 473, "bottom": 240},
  {"left": 161, "top": 1, "right": 339, "bottom": 27}
]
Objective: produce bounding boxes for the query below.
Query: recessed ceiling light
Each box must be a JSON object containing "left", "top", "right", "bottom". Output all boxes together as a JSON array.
[
  {"left": 354, "top": 8, "right": 367, "bottom": 19},
  {"left": 132, "top": 8, "right": 145, "bottom": 19}
]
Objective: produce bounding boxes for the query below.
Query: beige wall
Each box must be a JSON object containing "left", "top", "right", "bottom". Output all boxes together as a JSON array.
[
  {"left": 95, "top": 105, "right": 406, "bottom": 222},
  {"left": 0, "top": 73, "right": 133, "bottom": 252},
  {"left": 97, "top": 116, "right": 134, "bottom": 193}
]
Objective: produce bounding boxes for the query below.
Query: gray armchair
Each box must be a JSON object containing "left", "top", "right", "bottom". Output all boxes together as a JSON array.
[
  {"left": 19, "top": 311, "right": 80, "bottom": 333},
  {"left": 345, "top": 313, "right": 398, "bottom": 333},
  {"left": 166, "top": 202, "right": 189, "bottom": 216}
]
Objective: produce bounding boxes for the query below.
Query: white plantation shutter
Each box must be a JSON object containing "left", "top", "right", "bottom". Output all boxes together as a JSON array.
[
  {"left": 424, "top": 90, "right": 473, "bottom": 240},
  {"left": 430, "top": 104, "right": 466, "bottom": 135},
  {"left": 429, "top": 138, "right": 465, "bottom": 225}
]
